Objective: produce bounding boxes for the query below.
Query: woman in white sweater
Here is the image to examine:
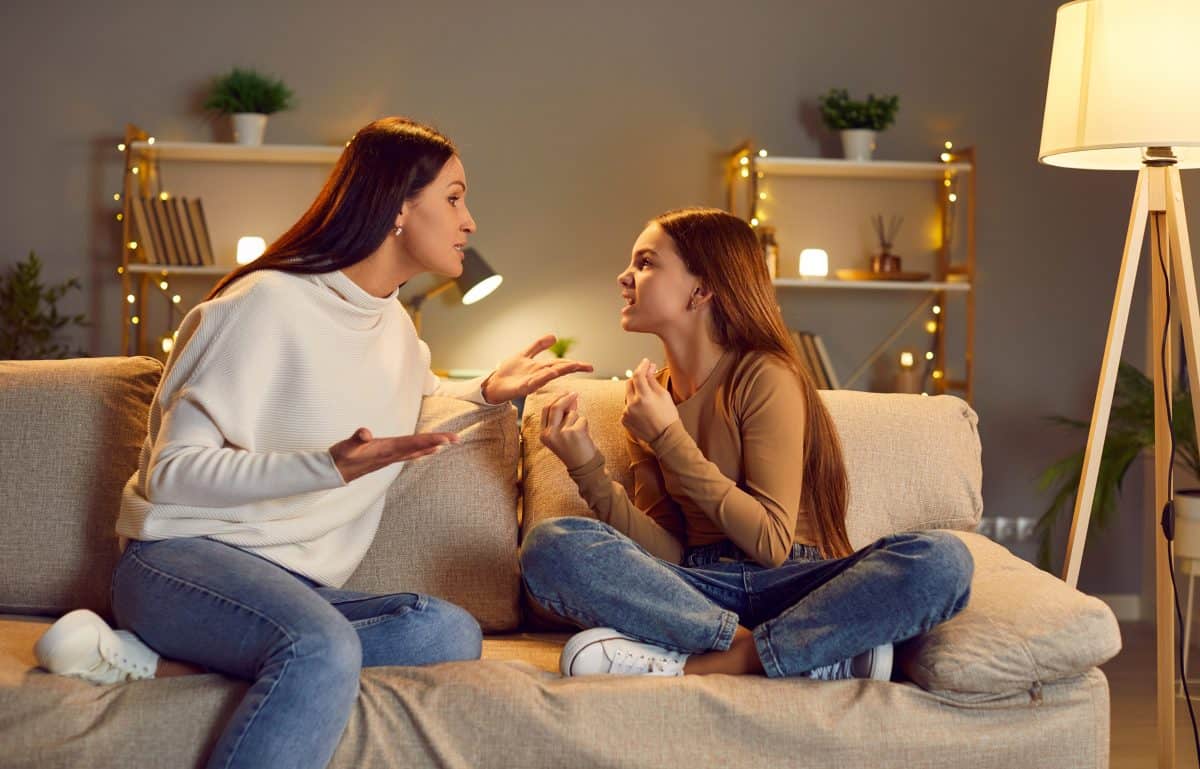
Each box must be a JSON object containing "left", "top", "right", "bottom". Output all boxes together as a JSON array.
[{"left": 34, "top": 117, "right": 589, "bottom": 769}]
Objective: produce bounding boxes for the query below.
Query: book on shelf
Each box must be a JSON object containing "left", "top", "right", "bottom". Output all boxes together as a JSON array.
[
  {"left": 185, "top": 198, "right": 216, "bottom": 266},
  {"left": 790, "top": 330, "right": 838, "bottom": 390},
  {"left": 172, "top": 197, "right": 202, "bottom": 266},
  {"left": 149, "top": 197, "right": 181, "bottom": 265},
  {"left": 129, "top": 196, "right": 160, "bottom": 265}
]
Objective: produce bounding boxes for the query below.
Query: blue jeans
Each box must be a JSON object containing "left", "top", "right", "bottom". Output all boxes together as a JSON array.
[
  {"left": 111, "top": 537, "right": 483, "bottom": 769},
  {"left": 519, "top": 517, "right": 973, "bottom": 678}
]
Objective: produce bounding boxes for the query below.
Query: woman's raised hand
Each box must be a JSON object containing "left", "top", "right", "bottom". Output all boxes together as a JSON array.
[
  {"left": 621, "top": 358, "right": 680, "bottom": 443},
  {"left": 482, "top": 335, "right": 594, "bottom": 404},
  {"left": 539, "top": 392, "right": 599, "bottom": 470},
  {"left": 329, "top": 427, "right": 460, "bottom": 483}
]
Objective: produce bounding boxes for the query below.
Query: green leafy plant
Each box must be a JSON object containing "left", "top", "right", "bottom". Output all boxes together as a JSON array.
[
  {"left": 1035, "top": 360, "right": 1199, "bottom": 568},
  {"left": 0, "top": 251, "right": 88, "bottom": 359},
  {"left": 203, "top": 67, "right": 295, "bottom": 115},
  {"left": 549, "top": 337, "right": 576, "bottom": 358},
  {"left": 818, "top": 88, "right": 900, "bottom": 131}
]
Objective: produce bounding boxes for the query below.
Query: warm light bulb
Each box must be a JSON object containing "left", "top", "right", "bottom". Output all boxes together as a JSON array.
[
  {"left": 131, "top": 316, "right": 140, "bottom": 325},
  {"left": 625, "top": 369, "right": 634, "bottom": 379},
  {"left": 131, "top": 167, "right": 139, "bottom": 175},
  {"left": 900, "top": 352, "right": 914, "bottom": 368},
  {"left": 147, "top": 137, "right": 155, "bottom": 145},
  {"left": 739, "top": 156, "right": 749, "bottom": 166},
  {"left": 115, "top": 213, "right": 124, "bottom": 221},
  {"left": 117, "top": 266, "right": 125, "bottom": 275},
  {"left": 740, "top": 168, "right": 749, "bottom": 178},
  {"left": 159, "top": 192, "right": 169, "bottom": 201},
  {"left": 117, "top": 143, "right": 126, "bottom": 152},
  {"left": 161, "top": 336, "right": 174, "bottom": 354},
  {"left": 128, "top": 241, "right": 138, "bottom": 250},
  {"left": 758, "top": 192, "right": 767, "bottom": 200},
  {"left": 943, "top": 179, "right": 952, "bottom": 187},
  {"left": 944, "top": 141, "right": 953, "bottom": 150},
  {"left": 113, "top": 193, "right": 121, "bottom": 201},
  {"left": 237, "top": 236, "right": 267, "bottom": 265},
  {"left": 798, "top": 248, "right": 829, "bottom": 278},
  {"left": 932, "top": 370, "right": 944, "bottom": 380},
  {"left": 932, "top": 305, "right": 942, "bottom": 315},
  {"left": 159, "top": 281, "right": 168, "bottom": 290},
  {"left": 940, "top": 152, "right": 951, "bottom": 162},
  {"left": 925, "top": 351, "right": 934, "bottom": 360},
  {"left": 758, "top": 149, "right": 767, "bottom": 157},
  {"left": 925, "top": 320, "right": 938, "bottom": 333},
  {"left": 750, "top": 217, "right": 760, "bottom": 227},
  {"left": 462, "top": 274, "right": 503, "bottom": 305},
  {"left": 126, "top": 294, "right": 135, "bottom": 304},
  {"left": 948, "top": 193, "right": 958, "bottom": 203},
  {"left": 172, "top": 294, "right": 182, "bottom": 304}
]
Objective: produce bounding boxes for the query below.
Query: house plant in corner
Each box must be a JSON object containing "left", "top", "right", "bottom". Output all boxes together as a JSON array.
[
  {"left": 818, "top": 88, "right": 900, "bottom": 161},
  {"left": 0, "top": 251, "right": 88, "bottom": 359},
  {"left": 1034, "top": 360, "right": 1200, "bottom": 569},
  {"left": 203, "top": 67, "right": 295, "bottom": 146}
]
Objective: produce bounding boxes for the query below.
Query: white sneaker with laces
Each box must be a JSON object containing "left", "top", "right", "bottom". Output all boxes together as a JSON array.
[
  {"left": 560, "top": 627, "right": 688, "bottom": 677},
  {"left": 34, "top": 609, "right": 159, "bottom": 685},
  {"left": 805, "top": 642, "right": 893, "bottom": 682}
]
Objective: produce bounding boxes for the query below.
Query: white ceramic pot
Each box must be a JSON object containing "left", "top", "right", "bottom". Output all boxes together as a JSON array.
[
  {"left": 232, "top": 113, "right": 268, "bottom": 146},
  {"left": 840, "top": 129, "right": 877, "bottom": 161},
  {"left": 1176, "top": 489, "right": 1200, "bottom": 561}
]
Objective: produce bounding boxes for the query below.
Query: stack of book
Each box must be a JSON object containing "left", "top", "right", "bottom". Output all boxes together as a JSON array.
[
  {"left": 129, "top": 196, "right": 216, "bottom": 266},
  {"left": 790, "top": 330, "right": 839, "bottom": 390}
]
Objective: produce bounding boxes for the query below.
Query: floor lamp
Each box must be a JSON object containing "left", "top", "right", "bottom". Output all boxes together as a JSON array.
[{"left": 1039, "top": 2, "right": 1200, "bottom": 767}]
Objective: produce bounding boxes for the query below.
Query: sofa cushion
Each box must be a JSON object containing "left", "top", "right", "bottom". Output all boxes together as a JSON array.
[
  {"left": 0, "top": 356, "right": 161, "bottom": 618},
  {"left": 521, "top": 380, "right": 983, "bottom": 548},
  {"left": 897, "top": 532, "right": 1122, "bottom": 694},
  {"left": 345, "top": 397, "right": 522, "bottom": 632}
]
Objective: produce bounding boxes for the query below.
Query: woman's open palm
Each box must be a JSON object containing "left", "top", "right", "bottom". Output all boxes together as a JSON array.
[{"left": 329, "top": 427, "right": 460, "bottom": 483}]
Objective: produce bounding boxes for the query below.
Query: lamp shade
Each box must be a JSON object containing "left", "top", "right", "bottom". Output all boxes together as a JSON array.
[
  {"left": 456, "top": 248, "right": 503, "bottom": 305},
  {"left": 1038, "top": 0, "right": 1200, "bottom": 170}
]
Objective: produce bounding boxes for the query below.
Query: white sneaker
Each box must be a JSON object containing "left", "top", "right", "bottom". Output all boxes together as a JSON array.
[
  {"left": 805, "top": 643, "right": 893, "bottom": 682},
  {"left": 34, "top": 609, "right": 159, "bottom": 685},
  {"left": 560, "top": 627, "right": 688, "bottom": 677}
]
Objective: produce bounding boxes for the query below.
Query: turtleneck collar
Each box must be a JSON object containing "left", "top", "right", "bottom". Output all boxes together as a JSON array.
[{"left": 310, "top": 270, "right": 399, "bottom": 313}]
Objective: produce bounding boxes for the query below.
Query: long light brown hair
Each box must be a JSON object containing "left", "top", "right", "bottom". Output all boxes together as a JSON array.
[
  {"left": 206, "top": 117, "right": 456, "bottom": 300},
  {"left": 654, "top": 207, "right": 852, "bottom": 558}
]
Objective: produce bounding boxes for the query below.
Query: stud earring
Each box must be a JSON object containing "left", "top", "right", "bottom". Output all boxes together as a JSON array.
[
  {"left": 393, "top": 226, "right": 403, "bottom": 236},
  {"left": 686, "top": 297, "right": 696, "bottom": 311}
]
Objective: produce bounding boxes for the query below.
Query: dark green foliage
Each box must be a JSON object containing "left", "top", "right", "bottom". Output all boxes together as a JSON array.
[
  {"left": 1035, "top": 361, "right": 1199, "bottom": 568},
  {"left": 818, "top": 88, "right": 900, "bottom": 131},
  {"left": 203, "top": 67, "right": 295, "bottom": 115},
  {"left": 0, "top": 252, "right": 87, "bottom": 359}
]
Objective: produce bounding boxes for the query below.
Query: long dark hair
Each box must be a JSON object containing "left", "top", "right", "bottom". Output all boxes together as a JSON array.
[
  {"left": 206, "top": 117, "right": 456, "bottom": 299},
  {"left": 654, "top": 207, "right": 853, "bottom": 558}
]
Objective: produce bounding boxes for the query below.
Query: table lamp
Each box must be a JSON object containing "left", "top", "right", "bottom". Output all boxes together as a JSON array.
[
  {"left": 1038, "top": 1, "right": 1200, "bottom": 765},
  {"left": 405, "top": 247, "right": 503, "bottom": 333}
]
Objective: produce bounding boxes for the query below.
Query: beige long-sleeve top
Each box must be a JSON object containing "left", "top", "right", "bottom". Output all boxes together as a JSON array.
[{"left": 567, "top": 350, "right": 815, "bottom": 568}]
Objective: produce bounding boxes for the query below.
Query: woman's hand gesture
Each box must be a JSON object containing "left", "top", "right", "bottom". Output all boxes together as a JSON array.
[
  {"left": 482, "top": 335, "right": 594, "bottom": 404},
  {"left": 539, "top": 392, "right": 599, "bottom": 470},
  {"left": 329, "top": 427, "right": 460, "bottom": 483},
  {"left": 621, "top": 358, "right": 679, "bottom": 443}
]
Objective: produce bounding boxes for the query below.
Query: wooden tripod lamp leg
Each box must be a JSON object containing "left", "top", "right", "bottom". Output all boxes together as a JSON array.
[{"left": 1062, "top": 169, "right": 1150, "bottom": 589}]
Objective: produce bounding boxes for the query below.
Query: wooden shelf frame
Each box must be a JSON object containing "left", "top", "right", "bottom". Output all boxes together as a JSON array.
[{"left": 727, "top": 144, "right": 977, "bottom": 402}]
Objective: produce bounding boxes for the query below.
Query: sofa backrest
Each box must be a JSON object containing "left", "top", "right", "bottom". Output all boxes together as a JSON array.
[
  {"left": 521, "top": 379, "right": 983, "bottom": 549},
  {"left": 0, "top": 357, "right": 522, "bottom": 632}
]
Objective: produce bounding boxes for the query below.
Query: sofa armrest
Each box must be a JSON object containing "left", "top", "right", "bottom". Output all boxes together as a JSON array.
[{"left": 897, "top": 531, "right": 1121, "bottom": 695}]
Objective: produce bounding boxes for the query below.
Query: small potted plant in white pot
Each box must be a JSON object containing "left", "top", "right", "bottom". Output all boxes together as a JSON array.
[
  {"left": 203, "top": 67, "right": 295, "bottom": 146},
  {"left": 818, "top": 88, "right": 900, "bottom": 161}
]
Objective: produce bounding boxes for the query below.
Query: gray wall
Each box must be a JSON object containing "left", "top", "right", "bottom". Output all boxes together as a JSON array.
[{"left": 3, "top": 0, "right": 1186, "bottom": 598}]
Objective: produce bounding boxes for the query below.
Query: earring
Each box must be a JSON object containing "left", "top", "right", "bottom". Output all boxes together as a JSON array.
[
  {"left": 393, "top": 225, "right": 403, "bottom": 236},
  {"left": 686, "top": 297, "right": 696, "bottom": 311}
]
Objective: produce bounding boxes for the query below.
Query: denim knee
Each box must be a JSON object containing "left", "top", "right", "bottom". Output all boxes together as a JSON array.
[
  {"left": 421, "top": 597, "right": 483, "bottom": 662},
  {"left": 918, "top": 531, "right": 974, "bottom": 610},
  {"left": 292, "top": 615, "right": 363, "bottom": 698},
  {"left": 519, "top": 516, "right": 607, "bottom": 591}
]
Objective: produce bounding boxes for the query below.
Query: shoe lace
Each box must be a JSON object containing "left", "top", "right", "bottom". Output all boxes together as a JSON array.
[
  {"left": 610, "top": 648, "right": 680, "bottom": 676},
  {"left": 806, "top": 657, "right": 852, "bottom": 681}
]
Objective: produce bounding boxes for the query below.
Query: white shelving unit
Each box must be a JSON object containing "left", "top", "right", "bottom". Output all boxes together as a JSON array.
[
  {"left": 118, "top": 126, "right": 343, "bottom": 356},
  {"left": 727, "top": 145, "right": 977, "bottom": 401}
]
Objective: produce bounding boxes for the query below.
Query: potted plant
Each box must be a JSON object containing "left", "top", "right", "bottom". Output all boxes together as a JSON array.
[
  {"left": 549, "top": 337, "right": 576, "bottom": 358},
  {"left": 1034, "top": 360, "right": 1200, "bottom": 569},
  {"left": 817, "top": 88, "right": 900, "bottom": 161},
  {"left": 203, "top": 67, "right": 295, "bottom": 146},
  {"left": 0, "top": 251, "right": 88, "bottom": 359}
]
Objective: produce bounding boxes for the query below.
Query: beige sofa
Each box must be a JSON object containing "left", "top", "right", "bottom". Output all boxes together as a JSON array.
[{"left": 0, "top": 356, "right": 1121, "bottom": 769}]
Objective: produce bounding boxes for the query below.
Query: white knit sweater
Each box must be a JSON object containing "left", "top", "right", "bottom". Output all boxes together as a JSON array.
[{"left": 115, "top": 269, "right": 491, "bottom": 587}]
